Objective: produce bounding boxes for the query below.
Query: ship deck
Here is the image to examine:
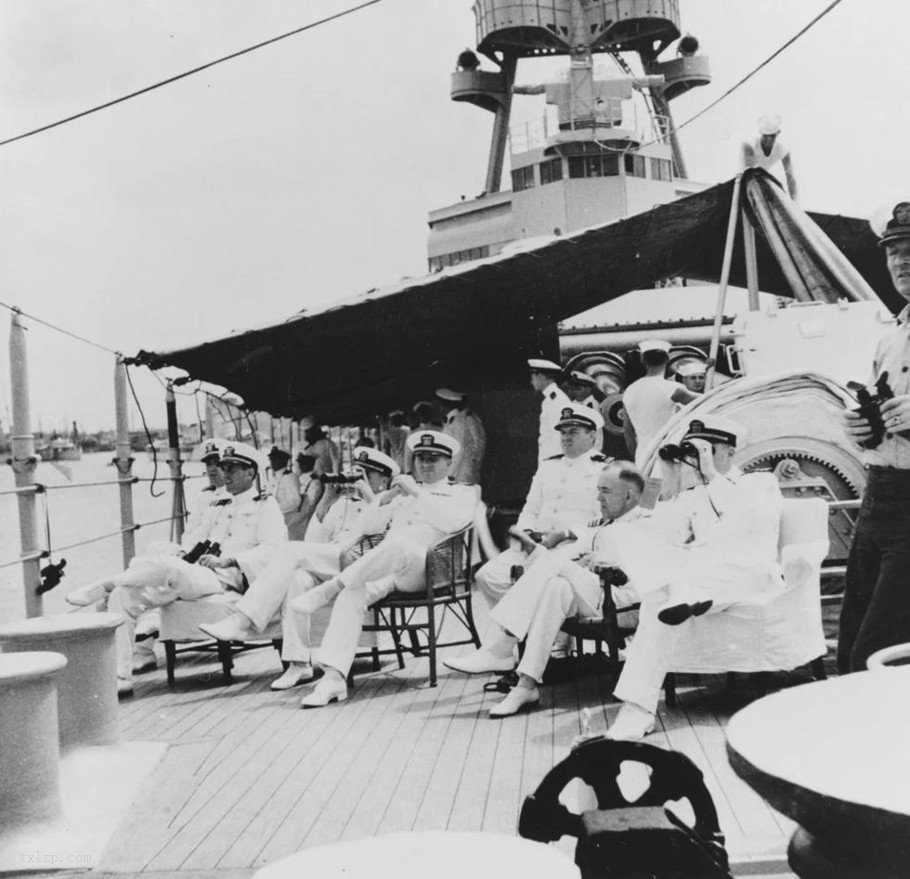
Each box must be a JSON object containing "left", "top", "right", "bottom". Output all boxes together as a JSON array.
[{"left": 93, "top": 611, "right": 833, "bottom": 879}]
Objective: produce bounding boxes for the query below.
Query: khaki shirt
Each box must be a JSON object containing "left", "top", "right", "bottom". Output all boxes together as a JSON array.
[{"left": 862, "top": 305, "right": 910, "bottom": 469}]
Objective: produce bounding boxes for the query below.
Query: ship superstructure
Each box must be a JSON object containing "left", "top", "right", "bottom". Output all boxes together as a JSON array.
[{"left": 428, "top": 0, "right": 710, "bottom": 271}]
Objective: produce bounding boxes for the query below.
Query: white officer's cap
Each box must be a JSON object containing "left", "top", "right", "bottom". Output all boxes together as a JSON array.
[
  {"left": 683, "top": 415, "right": 744, "bottom": 447},
  {"left": 565, "top": 370, "right": 599, "bottom": 388},
  {"left": 758, "top": 114, "right": 781, "bottom": 136},
  {"left": 406, "top": 430, "right": 460, "bottom": 459},
  {"left": 352, "top": 446, "right": 401, "bottom": 480},
  {"left": 676, "top": 360, "right": 707, "bottom": 378},
  {"left": 638, "top": 339, "right": 671, "bottom": 354},
  {"left": 555, "top": 402, "right": 605, "bottom": 432},
  {"left": 219, "top": 441, "right": 267, "bottom": 472},
  {"left": 527, "top": 358, "right": 563, "bottom": 375},
  {"left": 435, "top": 388, "right": 466, "bottom": 402},
  {"left": 870, "top": 200, "right": 910, "bottom": 247},
  {"left": 198, "top": 437, "right": 226, "bottom": 463}
]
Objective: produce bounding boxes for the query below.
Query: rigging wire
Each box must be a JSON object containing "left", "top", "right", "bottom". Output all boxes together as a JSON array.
[
  {"left": 0, "top": 0, "right": 385, "bottom": 150},
  {"left": 124, "top": 365, "right": 166, "bottom": 498},
  {"left": 0, "top": 298, "right": 118, "bottom": 356}
]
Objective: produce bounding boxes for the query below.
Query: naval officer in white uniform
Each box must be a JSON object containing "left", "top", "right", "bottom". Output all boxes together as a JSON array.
[
  {"left": 294, "top": 430, "right": 477, "bottom": 708},
  {"left": 67, "top": 442, "right": 287, "bottom": 696},
  {"left": 446, "top": 460, "right": 648, "bottom": 716},
  {"left": 196, "top": 446, "right": 400, "bottom": 690},
  {"left": 528, "top": 358, "right": 570, "bottom": 463},
  {"left": 474, "top": 402, "right": 608, "bottom": 606},
  {"left": 598, "top": 416, "right": 785, "bottom": 739}
]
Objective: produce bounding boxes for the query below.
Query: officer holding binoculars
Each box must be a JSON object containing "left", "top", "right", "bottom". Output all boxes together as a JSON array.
[{"left": 839, "top": 199, "right": 910, "bottom": 673}]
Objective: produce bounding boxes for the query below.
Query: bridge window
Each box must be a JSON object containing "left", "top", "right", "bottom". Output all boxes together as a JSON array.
[
  {"left": 539, "top": 157, "right": 563, "bottom": 185},
  {"left": 650, "top": 158, "right": 673, "bottom": 181},
  {"left": 511, "top": 165, "right": 536, "bottom": 192},
  {"left": 428, "top": 245, "right": 490, "bottom": 273},
  {"left": 624, "top": 154, "right": 647, "bottom": 178},
  {"left": 568, "top": 153, "right": 620, "bottom": 179}
]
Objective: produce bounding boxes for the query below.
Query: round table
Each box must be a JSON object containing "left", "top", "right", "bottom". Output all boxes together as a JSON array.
[
  {"left": 0, "top": 612, "right": 122, "bottom": 750},
  {"left": 0, "top": 651, "right": 68, "bottom": 827},
  {"left": 252, "top": 831, "right": 579, "bottom": 879},
  {"left": 726, "top": 668, "right": 910, "bottom": 878}
]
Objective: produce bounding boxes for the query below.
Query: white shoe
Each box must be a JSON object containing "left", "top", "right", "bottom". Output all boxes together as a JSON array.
[
  {"left": 199, "top": 614, "right": 256, "bottom": 642},
  {"left": 300, "top": 675, "right": 348, "bottom": 709},
  {"left": 489, "top": 684, "right": 539, "bottom": 717},
  {"left": 271, "top": 663, "right": 315, "bottom": 691},
  {"left": 443, "top": 648, "right": 516, "bottom": 675},
  {"left": 606, "top": 703, "right": 656, "bottom": 741},
  {"left": 117, "top": 678, "right": 134, "bottom": 699},
  {"left": 66, "top": 581, "right": 113, "bottom": 607},
  {"left": 291, "top": 581, "right": 341, "bottom": 615}
]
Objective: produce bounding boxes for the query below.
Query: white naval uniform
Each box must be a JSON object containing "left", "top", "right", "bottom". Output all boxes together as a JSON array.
[
  {"left": 108, "top": 488, "right": 287, "bottom": 680},
  {"left": 232, "top": 494, "right": 377, "bottom": 662},
  {"left": 609, "top": 468, "right": 784, "bottom": 713},
  {"left": 488, "top": 507, "right": 649, "bottom": 683},
  {"left": 317, "top": 479, "right": 477, "bottom": 676},
  {"left": 443, "top": 409, "right": 487, "bottom": 485},
  {"left": 475, "top": 449, "right": 606, "bottom": 604},
  {"left": 267, "top": 469, "right": 303, "bottom": 518},
  {"left": 538, "top": 382, "right": 570, "bottom": 463}
]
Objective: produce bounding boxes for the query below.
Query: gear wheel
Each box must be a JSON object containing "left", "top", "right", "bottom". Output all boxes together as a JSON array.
[{"left": 739, "top": 439, "right": 863, "bottom": 560}]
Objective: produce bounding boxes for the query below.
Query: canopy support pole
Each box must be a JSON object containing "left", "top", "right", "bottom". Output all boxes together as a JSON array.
[
  {"left": 743, "top": 206, "right": 760, "bottom": 311},
  {"left": 166, "top": 381, "right": 186, "bottom": 546},
  {"left": 113, "top": 356, "right": 136, "bottom": 568},
  {"left": 706, "top": 174, "right": 743, "bottom": 391}
]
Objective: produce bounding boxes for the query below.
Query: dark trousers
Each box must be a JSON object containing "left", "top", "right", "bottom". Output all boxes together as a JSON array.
[{"left": 838, "top": 466, "right": 910, "bottom": 673}]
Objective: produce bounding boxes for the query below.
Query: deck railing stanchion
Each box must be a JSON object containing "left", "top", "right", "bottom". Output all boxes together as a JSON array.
[
  {"left": 9, "top": 309, "right": 42, "bottom": 617},
  {"left": 113, "top": 356, "right": 136, "bottom": 567},
  {"left": 165, "top": 381, "right": 186, "bottom": 545}
]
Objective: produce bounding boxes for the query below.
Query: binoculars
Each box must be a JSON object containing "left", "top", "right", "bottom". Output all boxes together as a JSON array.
[
  {"left": 183, "top": 540, "right": 222, "bottom": 565},
  {"left": 658, "top": 440, "right": 699, "bottom": 462},
  {"left": 850, "top": 371, "right": 894, "bottom": 450},
  {"left": 320, "top": 473, "right": 361, "bottom": 485}
]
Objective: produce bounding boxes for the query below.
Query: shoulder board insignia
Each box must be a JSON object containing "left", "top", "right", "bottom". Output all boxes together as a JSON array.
[
  {"left": 545, "top": 453, "right": 564, "bottom": 461},
  {"left": 202, "top": 485, "right": 214, "bottom": 493},
  {"left": 591, "top": 453, "right": 607, "bottom": 462},
  {"left": 212, "top": 498, "right": 232, "bottom": 507},
  {"left": 587, "top": 517, "right": 605, "bottom": 528},
  {"left": 253, "top": 492, "right": 267, "bottom": 502},
  {"left": 548, "top": 391, "right": 557, "bottom": 399}
]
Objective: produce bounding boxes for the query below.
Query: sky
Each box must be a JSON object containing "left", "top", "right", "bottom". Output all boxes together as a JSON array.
[{"left": 0, "top": 0, "right": 907, "bottom": 432}]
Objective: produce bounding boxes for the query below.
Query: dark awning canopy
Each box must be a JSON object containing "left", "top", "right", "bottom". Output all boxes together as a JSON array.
[{"left": 135, "top": 170, "right": 894, "bottom": 422}]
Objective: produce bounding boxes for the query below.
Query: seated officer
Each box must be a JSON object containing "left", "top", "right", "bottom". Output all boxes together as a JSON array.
[
  {"left": 446, "top": 460, "right": 647, "bottom": 717},
  {"left": 596, "top": 416, "right": 784, "bottom": 739},
  {"left": 197, "top": 447, "right": 400, "bottom": 690},
  {"left": 295, "top": 430, "right": 477, "bottom": 708},
  {"left": 66, "top": 442, "right": 287, "bottom": 697},
  {"left": 475, "top": 402, "right": 607, "bottom": 607}
]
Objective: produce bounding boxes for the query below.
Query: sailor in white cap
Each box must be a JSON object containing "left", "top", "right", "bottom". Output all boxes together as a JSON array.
[
  {"left": 528, "top": 358, "right": 570, "bottom": 463},
  {"left": 622, "top": 340, "right": 698, "bottom": 467},
  {"left": 446, "top": 460, "right": 649, "bottom": 717},
  {"left": 741, "top": 114, "right": 797, "bottom": 200},
  {"left": 298, "top": 416, "right": 341, "bottom": 477},
  {"left": 293, "top": 430, "right": 477, "bottom": 707},
  {"left": 66, "top": 441, "right": 287, "bottom": 697},
  {"left": 675, "top": 359, "right": 706, "bottom": 395},
  {"left": 585, "top": 415, "right": 786, "bottom": 739},
  {"left": 198, "top": 446, "right": 402, "bottom": 690},
  {"left": 839, "top": 199, "right": 910, "bottom": 672},
  {"left": 472, "top": 402, "right": 608, "bottom": 611},
  {"left": 436, "top": 387, "right": 487, "bottom": 485}
]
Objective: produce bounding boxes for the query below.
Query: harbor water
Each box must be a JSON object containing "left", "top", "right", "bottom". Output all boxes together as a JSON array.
[{"left": 0, "top": 451, "right": 207, "bottom": 623}]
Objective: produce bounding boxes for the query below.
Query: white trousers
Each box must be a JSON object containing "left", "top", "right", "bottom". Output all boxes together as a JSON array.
[
  {"left": 318, "top": 535, "right": 427, "bottom": 676},
  {"left": 475, "top": 543, "right": 580, "bottom": 606},
  {"left": 490, "top": 548, "right": 602, "bottom": 684},
  {"left": 231, "top": 541, "right": 343, "bottom": 662},
  {"left": 613, "top": 561, "right": 779, "bottom": 713},
  {"left": 107, "top": 555, "right": 225, "bottom": 681}
]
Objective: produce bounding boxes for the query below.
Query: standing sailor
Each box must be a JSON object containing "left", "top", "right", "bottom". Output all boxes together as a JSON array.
[
  {"left": 528, "top": 358, "right": 569, "bottom": 463},
  {"left": 623, "top": 340, "right": 698, "bottom": 466},
  {"left": 840, "top": 199, "right": 910, "bottom": 672},
  {"left": 437, "top": 387, "right": 486, "bottom": 485}
]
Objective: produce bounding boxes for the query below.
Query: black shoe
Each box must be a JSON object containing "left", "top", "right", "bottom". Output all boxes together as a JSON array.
[{"left": 658, "top": 600, "right": 713, "bottom": 626}]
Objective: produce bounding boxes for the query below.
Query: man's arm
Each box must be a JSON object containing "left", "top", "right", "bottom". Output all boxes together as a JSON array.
[
  {"left": 515, "top": 469, "right": 545, "bottom": 532},
  {"left": 782, "top": 153, "right": 798, "bottom": 201},
  {"left": 623, "top": 411, "right": 637, "bottom": 459},
  {"left": 671, "top": 385, "right": 699, "bottom": 406}
]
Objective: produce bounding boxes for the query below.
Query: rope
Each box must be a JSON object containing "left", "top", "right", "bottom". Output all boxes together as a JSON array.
[
  {"left": 124, "top": 365, "right": 165, "bottom": 497},
  {"left": 0, "top": 0, "right": 385, "bottom": 150}
]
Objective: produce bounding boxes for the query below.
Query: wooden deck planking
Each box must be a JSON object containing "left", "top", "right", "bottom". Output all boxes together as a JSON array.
[{"left": 100, "top": 637, "right": 797, "bottom": 874}]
